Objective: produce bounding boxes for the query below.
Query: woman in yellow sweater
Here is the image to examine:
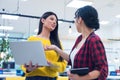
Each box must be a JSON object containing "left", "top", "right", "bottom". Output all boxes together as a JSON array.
[{"left": 21, "top": 11, "right": 67, "bottom": 80}]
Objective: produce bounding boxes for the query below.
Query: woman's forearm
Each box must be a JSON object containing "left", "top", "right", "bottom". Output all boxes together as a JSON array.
[
  {"left": 55, "top": 47, "right": 69, "bottom": 61},
  {"left": 87, "top": 70, "right": 100, "bottom": 79}
]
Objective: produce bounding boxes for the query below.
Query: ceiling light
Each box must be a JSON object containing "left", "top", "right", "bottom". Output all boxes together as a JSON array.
[
  {"left": 0, "top": 26, "right": 14, "bottom": 30},
  {"left": 116, "top": 15, "right": 120, "bottom": 18},
  {"left": 2, "top": 14, "right": 19, "bottom": 20},
  {"left": 100, "top": 21, "right": 109, "bottom": 25},
  {"left": 66, "top": 0, "right": 93, "bottom": 8},
  {"left": 68, "top": 26, "right": 72, "bottom": 34},
  {"left": 114, "top": 58, "right": 119, "bottom": 63},
  {"left": 21, "top": 0, "right": 28, "bottom": 1}
]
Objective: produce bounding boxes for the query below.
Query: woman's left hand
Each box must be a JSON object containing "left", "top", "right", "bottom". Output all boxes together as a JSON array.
[
  {"left": 24, "top": 61, "right": 39, "bottom": 72},
  {"left": 68, "top": 71, "right": 86, "bottom": 80}
]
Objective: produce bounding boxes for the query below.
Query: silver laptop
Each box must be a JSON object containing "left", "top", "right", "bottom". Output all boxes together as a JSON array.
[{"left": 9, "top": 41, "right": 50, "bottom": 66}]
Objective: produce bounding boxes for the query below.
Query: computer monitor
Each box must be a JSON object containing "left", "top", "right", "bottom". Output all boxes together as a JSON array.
[{"left": 2, "top": 62, "right": 15, "bottom": 69}]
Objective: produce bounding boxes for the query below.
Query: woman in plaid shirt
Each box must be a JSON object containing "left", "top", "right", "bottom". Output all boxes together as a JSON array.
[{"left": 46, "top": 5, "right": 108, "bottom": 80}]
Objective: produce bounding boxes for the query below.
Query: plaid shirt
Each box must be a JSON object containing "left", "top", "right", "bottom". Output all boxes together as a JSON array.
[{"left": 68, "top": 32, "right": 108, "bottom": 80}]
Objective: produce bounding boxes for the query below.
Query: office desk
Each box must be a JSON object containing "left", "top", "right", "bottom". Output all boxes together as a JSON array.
[
  {"left": 5, "top": 76, "right": 120, "bottom": 80},
  {"left": 0, "top": 71, "right": 17, "bottom": 80},
  {"left": 0, "top": 71, "right": 68, "bottom": 80},
  {"left": 1, "top": 75, "right": 68, "bottom": 80},
  {"left": 0, "top": 73, "right": 120, "bottom": 80},
  {"left": 1, "top": 76, "right": 67, "bottom": 80},
  {"left": 107, "top": 76, "right": 120, "bottom": 80},
  {"left": 6, "top": 77, "right": 68, "bottom": 80}
]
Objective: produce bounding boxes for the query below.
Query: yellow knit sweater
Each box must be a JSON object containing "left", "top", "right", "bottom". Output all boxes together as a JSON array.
[{"left": 21, "top": 36, "right": 67, "bottom": 78}]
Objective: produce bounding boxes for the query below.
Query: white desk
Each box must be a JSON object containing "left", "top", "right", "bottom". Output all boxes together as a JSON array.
[
  {"left": 0, "top": 72, "right": 120, "bottom": 80},
  {"left": 0, "top": 71, "right": 17, "bottom": 80},
  {"left": 107, "top": 76, "right": 120, "bottom": 80}
]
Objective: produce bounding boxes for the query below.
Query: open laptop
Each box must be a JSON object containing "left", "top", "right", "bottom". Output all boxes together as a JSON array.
[{"left": 9, "top": 41, "right": 50, "bottom": 66}]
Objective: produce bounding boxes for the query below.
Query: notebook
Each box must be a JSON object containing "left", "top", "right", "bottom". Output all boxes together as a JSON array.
[
  {"left": 9, "top": 41, "right": 50, "bottom": 66},
  {"left": 70, "top": 67, "right": 89, "bottom": 76}
]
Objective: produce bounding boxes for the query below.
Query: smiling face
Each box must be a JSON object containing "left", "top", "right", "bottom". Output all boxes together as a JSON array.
[{"left": 42, "top": 15, "right": 57, "bottom": 32}]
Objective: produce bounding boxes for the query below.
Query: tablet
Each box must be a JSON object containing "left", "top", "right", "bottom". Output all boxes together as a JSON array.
[
  {"left": 70, "top": 67, "right": 89, "bottom": 76},
  {"left": 9, "top": 41, "right": 50, "bottom": 66}
]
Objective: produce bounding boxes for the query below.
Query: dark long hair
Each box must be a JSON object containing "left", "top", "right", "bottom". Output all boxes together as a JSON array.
[{"left": 37, "top": 11, "right": 63, "bottom": 61}]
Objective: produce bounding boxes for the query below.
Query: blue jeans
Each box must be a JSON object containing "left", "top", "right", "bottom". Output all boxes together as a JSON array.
[{"left": 25, "top": 76, "right": 57, "bottom": 80}]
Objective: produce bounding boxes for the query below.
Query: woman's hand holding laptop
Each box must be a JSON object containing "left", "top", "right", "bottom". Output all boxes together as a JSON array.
[
  {"left": 24, "top": 61, "right": 41, "bottom": 73},
  {"left": 24, "top": 60, "right": 54, "bottom": 73}
]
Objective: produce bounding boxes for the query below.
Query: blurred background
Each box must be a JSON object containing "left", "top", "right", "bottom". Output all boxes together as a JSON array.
[{"left": 0, "top": 0, "right": 120, "bottom": 76}]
